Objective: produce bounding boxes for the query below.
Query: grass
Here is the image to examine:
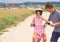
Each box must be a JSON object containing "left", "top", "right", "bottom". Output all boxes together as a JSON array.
[
  {"left": 0, "top": 14, "right": 17, "bottom": 29},
  {"left": 0, "top": 14, "right": 18, "bottom": 35},
  {"left": 0, "top": 8, "right": 34, "bottom": 35},
  {"left": 55, "top": 6, "right": 60, "bottom": 10}
]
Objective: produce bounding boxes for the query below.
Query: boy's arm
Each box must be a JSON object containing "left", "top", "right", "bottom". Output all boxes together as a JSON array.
[
  {"left": 42, "top": 17, "right": 55, "bottom": 27},
  {"left": 53, "top": 22, "right": 60, "bottom": 27}
]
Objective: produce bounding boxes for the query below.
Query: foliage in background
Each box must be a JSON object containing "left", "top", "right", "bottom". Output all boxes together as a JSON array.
[{"left": 0, "top": 8, "right": 34, "bottom": 35}]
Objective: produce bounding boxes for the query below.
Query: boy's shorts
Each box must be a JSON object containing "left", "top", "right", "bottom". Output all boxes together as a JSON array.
[{"left": 50, "top": 31, "right": 60, "bottom": 42}]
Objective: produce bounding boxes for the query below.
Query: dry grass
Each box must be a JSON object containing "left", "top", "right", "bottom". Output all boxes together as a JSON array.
[{"left": 0, "top": 8, "right": 34, "bottom": 35}]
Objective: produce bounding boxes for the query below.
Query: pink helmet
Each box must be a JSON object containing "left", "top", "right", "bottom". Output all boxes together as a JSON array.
[
  {"left": 35, "top": 8, "right": 43, "bottom": 15},
  {"left": 36, "top": 8, "right": 42, "bottom": 11}
]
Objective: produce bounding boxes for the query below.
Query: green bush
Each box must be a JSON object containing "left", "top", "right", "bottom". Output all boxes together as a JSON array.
[{"left": 0, "top": 14, "right": 17, "bottom": 31}]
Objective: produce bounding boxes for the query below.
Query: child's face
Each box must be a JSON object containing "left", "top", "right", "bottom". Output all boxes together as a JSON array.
[{"left": 36, "top": 11, "right": 41, "bottom": 17}]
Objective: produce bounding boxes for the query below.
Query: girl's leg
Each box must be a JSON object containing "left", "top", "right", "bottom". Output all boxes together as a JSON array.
[
  {"left": 37, "top": 37, "right": 41, "bottom": 42},
  {"left": 32, "top": 32, "right": 38, "bottom": 42},
  {"left": 37, "top": 34, "right": 42, "bottom": 42},
  {"left": 43, "top": 37, "right": 47, "bottom": 42},
  {"left": 42, "top": 33, "right": 47, "bottom": 42},
  {"left": 32, "top": 37, "right": 35, "bottom": 42},
  {"left": 37, "top": 33, "right": 47, "bottom": 42}
]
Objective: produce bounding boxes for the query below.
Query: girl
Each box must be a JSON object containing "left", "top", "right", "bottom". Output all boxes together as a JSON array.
[{"left": 31, "top": 8, "right": 48, "bottom": 42}]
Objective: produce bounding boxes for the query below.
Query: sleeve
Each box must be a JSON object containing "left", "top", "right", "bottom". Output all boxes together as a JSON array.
[{"left": 58, "top": 12, "right": 60, "bottom": 19}]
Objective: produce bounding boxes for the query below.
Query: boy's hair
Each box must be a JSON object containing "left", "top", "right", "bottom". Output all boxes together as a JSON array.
[
  {"left": 36, "top": 10, "right": 42, "bottom": 15},
  {"left": 45, "top": 3, "right": 54, "bottom": 9}
]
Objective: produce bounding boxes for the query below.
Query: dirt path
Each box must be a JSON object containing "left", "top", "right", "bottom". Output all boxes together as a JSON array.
[{"left": 0, "top": 12, "right": 60, "bottom": 42}]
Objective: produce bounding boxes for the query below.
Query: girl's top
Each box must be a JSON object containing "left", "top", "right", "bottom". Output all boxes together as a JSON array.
[{"left": 34, "top": 16, "right": 44, "bottom": 34}]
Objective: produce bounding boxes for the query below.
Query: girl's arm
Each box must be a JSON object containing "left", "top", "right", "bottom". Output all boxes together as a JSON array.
[
  {"left": 41, "top": 17, "right": 48, "bottom": 28},
  {"left": 30, "top": 18, "right": 35, "bottom": 27},
  {"left": 42, "top": 17, "right": 48, "bottom": 23}
]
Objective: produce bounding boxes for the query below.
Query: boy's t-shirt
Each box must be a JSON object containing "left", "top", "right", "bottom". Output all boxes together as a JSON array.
[{"left": 48, "top": 10, "right": 60, "bottom": 32}]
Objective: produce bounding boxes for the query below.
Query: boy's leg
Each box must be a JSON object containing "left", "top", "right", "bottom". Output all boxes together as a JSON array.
[
  {"left": 32, "top": 32, "right": 38, "bottom": 42},
  {"left": 50, "top": 31, "right": 59, "bottom": 42}
]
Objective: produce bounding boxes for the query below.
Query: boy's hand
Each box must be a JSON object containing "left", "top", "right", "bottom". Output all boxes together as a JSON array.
[
  {"left": 49, "top": 21, "right": 55, "bottom": 27},
  {"left": 50, "top": 23, "right": 55, "bottom": 27},
  {"left": 47, "top": 21, "right": 56, "bottom": 27}
]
